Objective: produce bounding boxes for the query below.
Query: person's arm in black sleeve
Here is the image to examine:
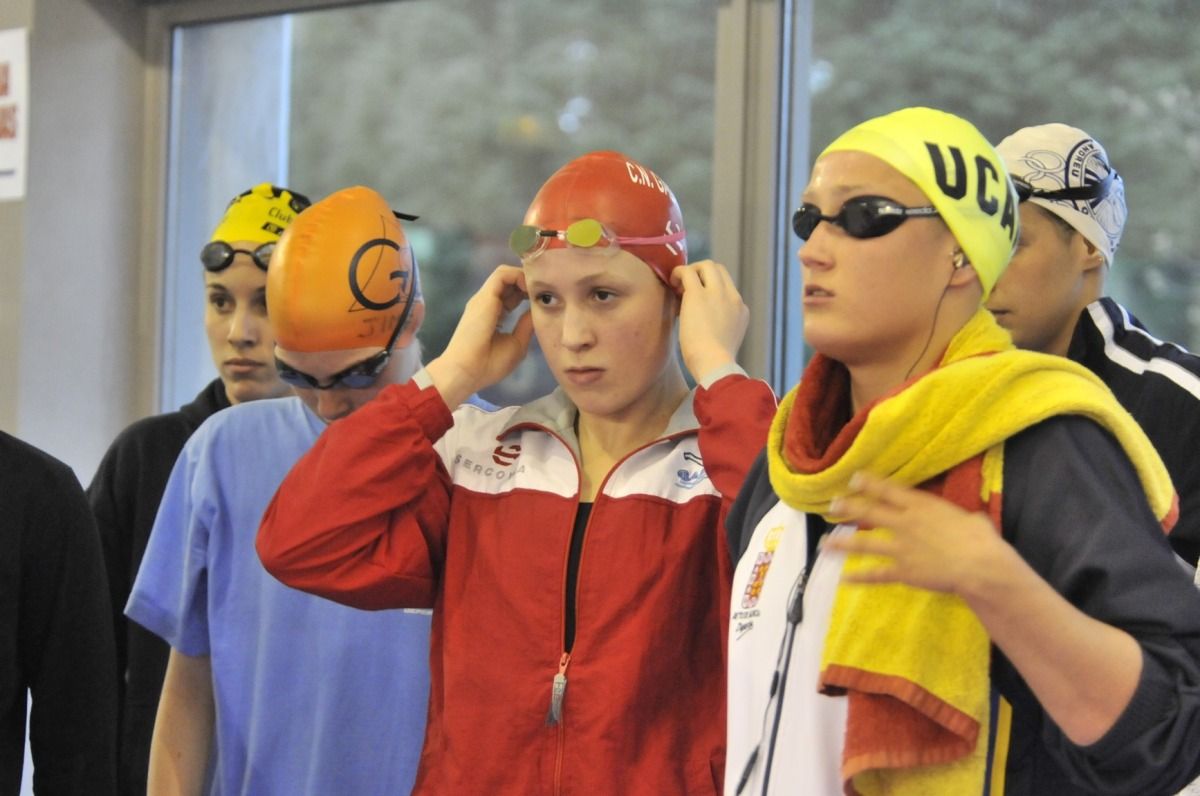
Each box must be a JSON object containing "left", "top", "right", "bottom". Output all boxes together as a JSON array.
[
  {"left": 1001, "top": 415, "right": 1200, "bottom": 794},
  {"left": 24, "top": 461, "right": 118, "bottom": 795},
  {"left": 1163, "top": 396, "right": 1200, "bottom": 566}
]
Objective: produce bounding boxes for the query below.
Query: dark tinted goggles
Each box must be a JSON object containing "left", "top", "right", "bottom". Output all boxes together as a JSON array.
[
  {"left": 273, "top": 271, "right": 417, "bottom": 391},
  {"left": 201, "top": 240, "right": 276, "bottom": 272},
  {"left": 275, "top": 349, "right": 390, "bottom": 391},
  {"left": 1012, "top": 170, "right": 1114, "bottom": 204},
  {"left": 792, "top": 196, "right": 940, "bottom": 241}
]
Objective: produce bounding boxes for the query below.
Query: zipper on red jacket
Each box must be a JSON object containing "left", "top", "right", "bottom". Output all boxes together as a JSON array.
[
  {"left": 540, "top": 430, "right": 680, "bottom": 794},
  {"left": 550, "top": 498, "right": 591, "bottom": 794},
  {"left": 550, "top": 651, "right": 570, "bottom": 794},
  {"left": 546, "top": 651, "right": 570, "bottom": 725},
  {"left": 551, "top": 487, "right": 595, "bottom": 794}
]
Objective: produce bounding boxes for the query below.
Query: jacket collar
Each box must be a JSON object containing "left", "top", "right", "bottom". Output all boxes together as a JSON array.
[
  {"left": 179, "top": 378, "right": 231, "bottom": 427},
  {"left": 498, "top": 387, "right": 700, "bottom": 459}
]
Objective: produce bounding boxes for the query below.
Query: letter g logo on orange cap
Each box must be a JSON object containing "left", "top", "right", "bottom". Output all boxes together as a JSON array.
[{"left": 267, "top": 186, "right": 425, "bottom": 353}]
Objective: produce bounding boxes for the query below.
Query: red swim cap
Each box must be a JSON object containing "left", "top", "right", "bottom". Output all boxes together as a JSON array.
[{"left": 523, "top": 150, "right": 687, "bottom": 285}]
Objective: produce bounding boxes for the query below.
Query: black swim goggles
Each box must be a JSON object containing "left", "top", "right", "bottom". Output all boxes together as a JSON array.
[
  {"left": 791, "top": 196, "right": 940, "bottom": 241},
  {"left": 201, "top": 185, "right": 313, "bottom": 272},
  {"left": 1012, "top": 169, "right": 1115, "bottom": 204},
  {"left": 273, "top": 274, "right": 418, "bottom": 391},
  {"left": 201, "top": 240, "right": 277, "bottom": 272}
]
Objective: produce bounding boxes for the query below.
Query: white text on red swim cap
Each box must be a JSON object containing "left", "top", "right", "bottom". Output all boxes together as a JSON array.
[{"left": 625, "top": 161, "right": 668, "bottom": 194}]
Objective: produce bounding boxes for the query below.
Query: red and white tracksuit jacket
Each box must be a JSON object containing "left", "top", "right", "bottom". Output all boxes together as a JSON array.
[{"left": 257, "top": 368, "right": 775, "bottom": 795}]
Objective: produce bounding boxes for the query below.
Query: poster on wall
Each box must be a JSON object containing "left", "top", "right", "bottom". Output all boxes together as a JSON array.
[{"left": 0, "top": 27, "right": 28, "bottom": 202}]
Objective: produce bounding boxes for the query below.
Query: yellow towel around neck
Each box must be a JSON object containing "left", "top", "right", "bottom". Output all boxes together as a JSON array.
[{"left": 766, "top": 308, "right": 1176, "bottom": 795}]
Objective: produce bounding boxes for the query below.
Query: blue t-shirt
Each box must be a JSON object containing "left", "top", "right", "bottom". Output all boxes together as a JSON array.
[{"left": 127, "top": 396, "right": 430, "bottom": 796}]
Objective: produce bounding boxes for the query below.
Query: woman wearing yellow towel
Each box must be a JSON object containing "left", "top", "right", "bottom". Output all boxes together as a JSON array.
[{"left": 725, "top": 107, "right": 1200, "bottom": 796}]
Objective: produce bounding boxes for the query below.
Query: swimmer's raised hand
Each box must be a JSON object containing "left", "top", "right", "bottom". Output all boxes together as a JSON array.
[
  {"left": 426, "top": 265, "right": 534, "bottom": 408},
  {"left": 672, "top": 259, "right": 749, "bottom": 382}
]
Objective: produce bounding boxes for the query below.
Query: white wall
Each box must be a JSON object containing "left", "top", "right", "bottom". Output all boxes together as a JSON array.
[
  {"left": 8, "top": 0, "right": 148, "bottom": 483},
  {"left": 0, "top": 0, "right": 33, "bottom": 440}
]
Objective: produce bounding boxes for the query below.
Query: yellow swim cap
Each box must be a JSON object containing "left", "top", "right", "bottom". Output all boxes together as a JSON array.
[
  {"left": 267, "top": 186, "right": 424, "bottom": 353},
  {"left": 821, "top": 107, "right": 1019, "bottom": 299},
  {"left": 210, "top": 183, "right": 310, "bottom": 244}
]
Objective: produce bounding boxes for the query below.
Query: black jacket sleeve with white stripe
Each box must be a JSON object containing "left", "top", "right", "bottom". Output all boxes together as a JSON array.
[{"left": 1070, "top": 297, "right": 1200, "bottom": 566}]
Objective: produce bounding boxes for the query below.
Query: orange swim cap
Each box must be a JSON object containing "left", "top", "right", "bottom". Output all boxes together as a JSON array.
[
  {"left": 267, "top": 186, "right": 424, "bottom": 353},
  {"left": 522, "top": 150, "right": 687, "bottom": 285}
]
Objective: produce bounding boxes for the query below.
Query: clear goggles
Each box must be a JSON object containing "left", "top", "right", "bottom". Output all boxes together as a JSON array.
[{"left": 509, "top": 218, "right": 685, "bottom": 261}]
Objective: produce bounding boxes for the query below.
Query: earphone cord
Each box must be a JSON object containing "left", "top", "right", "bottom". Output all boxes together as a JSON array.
[
  {"left": 734, "top": 564, "right": 811, "bottom": 796},
  {"left": 902, "top": 267, "right": 956, "bottom": 382},
  {"left": 758, "top": 617, "right": 800, "bottom": 796}
]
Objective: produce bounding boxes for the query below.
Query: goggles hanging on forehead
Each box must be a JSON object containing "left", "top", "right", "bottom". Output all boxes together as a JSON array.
[
  {"left": 509, "top": 218, "right": 686, "bottom": 261},
  {"left": 201, "top": 240, "right": 277, "bottom": 272}
]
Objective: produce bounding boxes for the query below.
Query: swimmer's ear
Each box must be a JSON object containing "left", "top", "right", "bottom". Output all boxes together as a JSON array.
[{"left": 667, "top": 265, "right": 685, "bottom": 306}]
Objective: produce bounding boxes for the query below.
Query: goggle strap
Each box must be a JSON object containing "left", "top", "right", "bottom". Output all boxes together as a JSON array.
[
  {"left": 1016, "top": 169, "right": 1114, "bottom": 204},
  {"left": 614, "top": 228, "right": 687, "bottom": 246},
  {"left": 510, "top": 222, "right": 687, "bottom": 258}
]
